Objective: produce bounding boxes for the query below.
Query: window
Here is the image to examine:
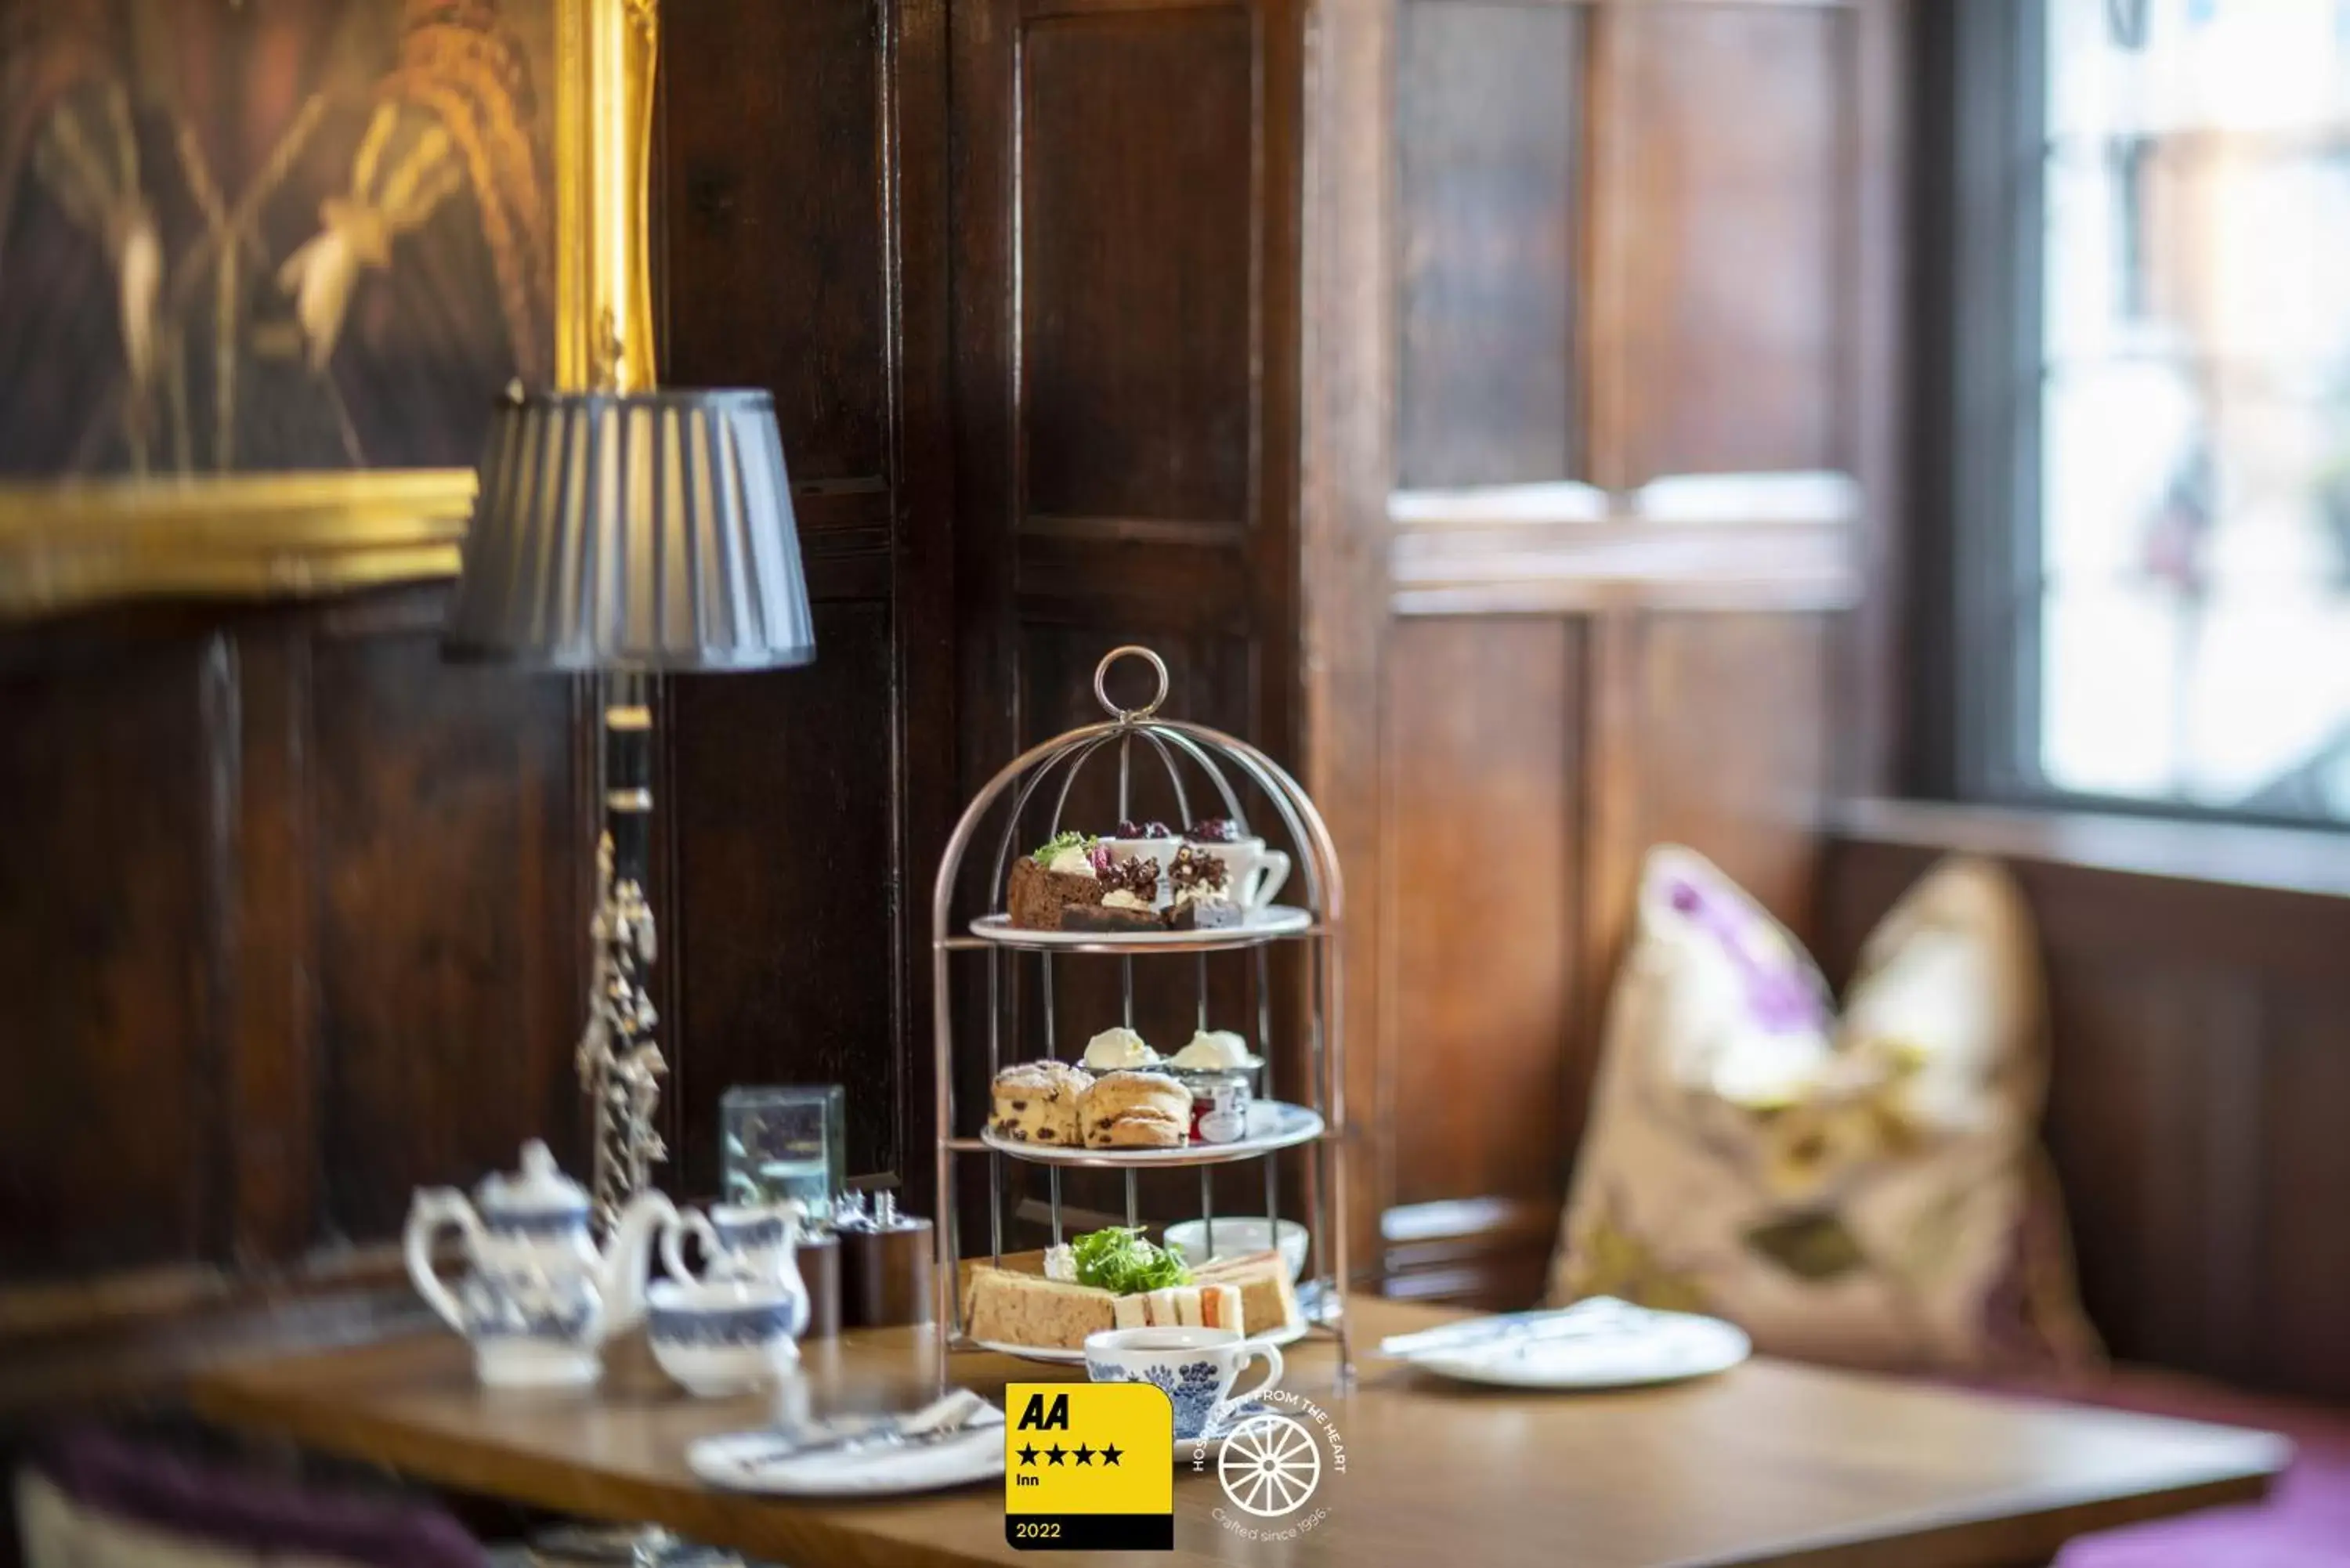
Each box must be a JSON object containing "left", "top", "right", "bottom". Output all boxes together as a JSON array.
[{"left": 1933, "top": 0, "right": 2350, "bottom": 824}]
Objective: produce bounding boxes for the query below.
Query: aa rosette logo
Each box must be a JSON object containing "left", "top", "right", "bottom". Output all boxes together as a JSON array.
[
  {"left": 1190, "top": 1386, "right": 1347, "bottom": 1541},
  {"left": 1005, "top": 1383, "right": 1175, "bottom": 1550}
]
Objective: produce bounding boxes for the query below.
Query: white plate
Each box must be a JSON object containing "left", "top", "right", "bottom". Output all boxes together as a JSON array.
[
  {"left": 978, "top": 1100, "right": 1324, "bottom": 1167},
  {"left": 686, "top": 1408, "right": 1006, "bottom": 1497},
  {"left": 971, "top": 1317, "right": 1308, "bottom": 1367},
  {"left": 968, "top": 905, "right": 1313, "bottom": 950},
  {"left": 1402, "top": 1308, "right": 1751, "bottom": 1390}
]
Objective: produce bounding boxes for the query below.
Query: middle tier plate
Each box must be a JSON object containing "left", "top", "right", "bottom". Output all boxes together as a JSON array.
[
  {"left": 978, "top": 1100, "right": 1325, "bottom": 1166},
  {"left": 967, "top": 904, "right": 1314, "bottom": 952}
]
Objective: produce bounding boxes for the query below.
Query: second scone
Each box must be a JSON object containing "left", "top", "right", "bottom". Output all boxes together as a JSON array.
[{"left": 1079, "top": 1069, "right": 1191, "bottom": 1149}]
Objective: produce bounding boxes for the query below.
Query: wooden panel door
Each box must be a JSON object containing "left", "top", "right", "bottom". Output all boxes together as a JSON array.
[
  {"left": 660, "top": 0, "right": 956, "bottom": 1199},
  {"left": 943, "top": 0, "right": 1307, "bottom": 1242},
  {"left": 1303, "top": 0, "right": 1899, "bottom": 1303}
]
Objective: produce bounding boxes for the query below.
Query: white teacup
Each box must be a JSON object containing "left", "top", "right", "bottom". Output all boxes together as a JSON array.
[
  {"left": 645, "top": 1277, "right": 801, "bottom": 1396},
  {"left": 1186, "top": 836, "right": 1291, "bottom": 913},
  {"left": 1083, "top": 1326, "right": 1283, "bottom": 1440}
]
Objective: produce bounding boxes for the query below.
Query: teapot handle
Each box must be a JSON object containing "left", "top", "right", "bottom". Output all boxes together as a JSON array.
[
  {"left": 403, "top": 1188, "right": 482, "bottom": 1334},
  {"left": 660, "top": 1209, "right": 725, "bottom": 1284}
]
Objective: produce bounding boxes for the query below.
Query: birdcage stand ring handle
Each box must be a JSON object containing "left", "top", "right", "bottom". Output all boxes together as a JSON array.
[{"left": 1094, "top": 645, "right": 1170, "bottom": 723}]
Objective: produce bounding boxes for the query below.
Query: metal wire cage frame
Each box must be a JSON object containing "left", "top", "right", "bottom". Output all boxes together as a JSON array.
[{"left": 929, "top": 645, "right": 1353, "bottom": 1387}]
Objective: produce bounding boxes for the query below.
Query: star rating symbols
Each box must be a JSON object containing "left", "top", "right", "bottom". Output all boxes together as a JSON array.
[{"left": 1014, "top": 1437, "right": 1123, "bottom": 1469}]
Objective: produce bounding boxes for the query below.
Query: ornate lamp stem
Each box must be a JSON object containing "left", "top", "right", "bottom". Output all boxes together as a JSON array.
[{"left": 580, "top": 670, "right": 665, "bottom": 1236}]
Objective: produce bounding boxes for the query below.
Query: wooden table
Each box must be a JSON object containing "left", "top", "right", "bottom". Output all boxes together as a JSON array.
[{"left": 190, "top": 1296, "right": 2286, "bottom": 1568}]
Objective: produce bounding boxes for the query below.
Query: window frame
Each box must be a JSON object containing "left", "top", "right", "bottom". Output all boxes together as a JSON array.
[{"left": 1916, "top": 0, "right": 2350, "bottom": 831}]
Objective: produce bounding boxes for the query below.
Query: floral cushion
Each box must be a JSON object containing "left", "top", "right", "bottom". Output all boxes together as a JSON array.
[{"left": 1547, "top": 845, "right": 2100, "bottom": 1373}]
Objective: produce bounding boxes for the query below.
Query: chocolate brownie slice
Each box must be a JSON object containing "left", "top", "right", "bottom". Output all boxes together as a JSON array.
[{"left": 1007, "top": 856, "right": 1104, "bottom": 930}]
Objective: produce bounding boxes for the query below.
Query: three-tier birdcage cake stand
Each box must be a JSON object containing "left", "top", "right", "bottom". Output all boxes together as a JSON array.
[{"left": 930, "top": 645, "right": 1352, "bottom": 1387}]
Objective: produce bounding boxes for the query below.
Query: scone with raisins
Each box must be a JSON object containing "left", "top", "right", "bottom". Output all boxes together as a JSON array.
[{"left": 988, "top": 1060, "right": 1094, "bottom": 1147}]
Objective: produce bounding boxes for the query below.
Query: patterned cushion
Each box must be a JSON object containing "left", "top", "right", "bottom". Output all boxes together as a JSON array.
[{"left": 1547, "top": 845, "right": 2099, "bottom": 1373}]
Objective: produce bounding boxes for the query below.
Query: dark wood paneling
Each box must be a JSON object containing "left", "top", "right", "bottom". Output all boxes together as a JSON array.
[
  {"left": 944, "top": 0, "right": 1309, "bottom": 1253},
  {"left": 658, "top": 0, "right": 957, "bottom": 1209},
  {"left": 2038, "top": 963, "right": 2263, "bottom": 1383},
  {"left": 311, "top": 632, "right": 584, "bottom": 1241},
  {"left": 660, "top": 0, "right": 889, "bottom": 487},
  {"left": 0, "top": 587, "right": 588, "bottom": 1421},
  {"left": 1386, "top": 618, "right": 1582, "bottom": 1210},
  {"left": 1307, "top": 0, "right": 1871, "bottom": 1310},
  {"left": 1596, "top": 4, "right": 1843, "bottom": 482},
  {"left": 225, "top": 631, "right": 320, "bottom": 1267},
  {"left": 1633, "top": 612, "right": 1832, "bottom": 935},
  {"left": 0, "top": 638, "right": 217, "bottom": 1279},
  {"left": 669, "top": 602, "right": 904, "bottom": 1193},
  {"left": 1379, "top": 1195, "right": 1558, "bottom": 1309},
  {"left": 1396, "top": 0, "right": 1578, "bottom": 489},
  {"left": 1823, "top": 827, "right": 2350, "bottom": 1403},
  {"left": 2264, "top": 992, "right": 2350, "bottom": 1400},
  {"left": 1299, "top": 0, "right": 1395, "bottom": 1292},
  {"left": 1021, "top": 5, "right": 1257, "bottom": 525}
]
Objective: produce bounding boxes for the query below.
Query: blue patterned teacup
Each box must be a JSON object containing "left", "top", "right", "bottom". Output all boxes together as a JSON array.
[
  {"left": 1083, "top": 1327, "right": 1284, "bottom": 1441},
  {"left": 646, "top": 1277, "right": 800, "bottom": 1396}
]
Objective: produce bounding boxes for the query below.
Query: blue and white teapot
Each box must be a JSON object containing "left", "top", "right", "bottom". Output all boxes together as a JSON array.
[{"left": 403, "top": 1140, "right": 677, "bottom": 1389}]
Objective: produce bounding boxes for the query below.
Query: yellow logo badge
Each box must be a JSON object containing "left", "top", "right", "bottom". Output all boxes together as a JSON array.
[{"left": 1003, "top": 1382, "right": 1173, "bottom": 1550}]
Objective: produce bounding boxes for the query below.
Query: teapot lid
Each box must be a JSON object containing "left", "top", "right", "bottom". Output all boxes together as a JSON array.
[{"left": 475, "top": 1140, "right": 589, "bottom": 1217}]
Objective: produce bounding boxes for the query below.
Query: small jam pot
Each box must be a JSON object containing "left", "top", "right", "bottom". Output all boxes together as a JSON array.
[{"left": 1180, "top": 1071, "right": 1253, "bottom": 1143}]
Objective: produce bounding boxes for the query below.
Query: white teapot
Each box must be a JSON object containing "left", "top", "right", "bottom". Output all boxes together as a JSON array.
[{"left": 403, "top": 1140, "right": 677, "bottom": 1389}]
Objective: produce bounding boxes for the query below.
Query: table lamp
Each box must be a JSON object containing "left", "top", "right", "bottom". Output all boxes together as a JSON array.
[{"left": 446, "top": 385, "right": 815, "bottom": 1233}]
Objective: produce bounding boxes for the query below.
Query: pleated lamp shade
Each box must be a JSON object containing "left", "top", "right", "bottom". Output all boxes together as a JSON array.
[{"left": 445, "top": 388, "right": 815, "bottom": 671}]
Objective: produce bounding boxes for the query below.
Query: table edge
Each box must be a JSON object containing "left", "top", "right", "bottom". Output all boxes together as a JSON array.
[{"left": 185, "top": 1324, "right": 2298, "bottom": 1568}]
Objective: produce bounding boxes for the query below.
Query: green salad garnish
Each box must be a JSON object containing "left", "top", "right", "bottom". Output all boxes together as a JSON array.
[
  {"left": 1031, "top": 830, "right": 1097, "bottom": 865},
  {"left": 1070, "top": 1227, "right": 1191, "bottom": 1293}
]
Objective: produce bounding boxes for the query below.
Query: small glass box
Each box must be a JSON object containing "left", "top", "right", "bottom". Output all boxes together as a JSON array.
[{"left": 720, "top": 1085, "right": 845, "bottom": 1225}]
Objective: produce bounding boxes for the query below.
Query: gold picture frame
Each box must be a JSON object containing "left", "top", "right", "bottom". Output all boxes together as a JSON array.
[{"left": 0, "top": 0, "right": 660, "bottom": 620}]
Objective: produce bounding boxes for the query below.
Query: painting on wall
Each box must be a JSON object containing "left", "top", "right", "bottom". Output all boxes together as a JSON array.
[{"left": 0, "top": 0, "right": 645, "bottom": 616}]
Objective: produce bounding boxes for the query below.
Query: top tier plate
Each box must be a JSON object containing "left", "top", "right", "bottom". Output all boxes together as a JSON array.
[{"left": 967, "top": 904, "right": 1314, "bottom": 953}]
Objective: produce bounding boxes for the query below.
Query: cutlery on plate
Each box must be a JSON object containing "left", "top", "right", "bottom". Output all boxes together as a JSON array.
[
  {"left": 1379, "top": 1297, "right": 1656, "bottom": 1360},
  {"left": 742, "top": 1389, "right": 990, "bottom": 1469}
]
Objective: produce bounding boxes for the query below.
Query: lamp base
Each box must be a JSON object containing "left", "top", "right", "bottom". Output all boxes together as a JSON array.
[{"left": 581, "top": 674, "right": 666, "bottom": 1237}]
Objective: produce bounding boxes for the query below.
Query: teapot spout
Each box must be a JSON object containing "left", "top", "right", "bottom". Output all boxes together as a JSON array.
[{"left": 598, "top": 1189, "right": 680, "bottom": 1335}]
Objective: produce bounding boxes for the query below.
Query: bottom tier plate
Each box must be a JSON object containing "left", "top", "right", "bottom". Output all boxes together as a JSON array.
[{"left": 970, "top": 1317, "right": 1309, "bottom": 1367}]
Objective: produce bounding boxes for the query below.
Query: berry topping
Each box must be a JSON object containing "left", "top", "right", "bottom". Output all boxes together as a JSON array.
[
  {"left": 1115, "top": 820, "right": 1174, "bottom": 840},
  {"left": 1184, "top": 818, "right": 1242, "bottom": 844}
]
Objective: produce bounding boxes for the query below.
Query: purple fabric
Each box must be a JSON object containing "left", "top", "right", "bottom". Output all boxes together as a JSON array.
[
  {"left": 1983, "top": 1371, "right": 2350, "bottom": 1566},
  {"left": 1661, "top": 871, "right": 1828, "bottom": 1035},
  {"left": 33, "top": 1428, "right": 487, "bottom": 1568}
]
